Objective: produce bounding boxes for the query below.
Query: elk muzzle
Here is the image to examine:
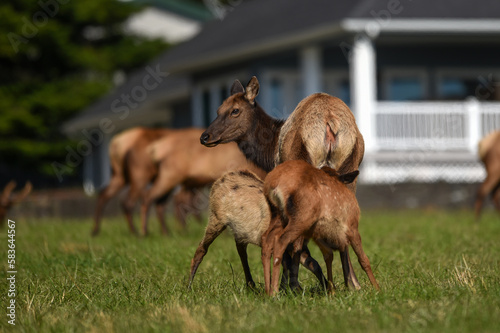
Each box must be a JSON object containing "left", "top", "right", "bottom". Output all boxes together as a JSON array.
[{"left": 200, "top": 131, "right": 221, "bottom": 147}]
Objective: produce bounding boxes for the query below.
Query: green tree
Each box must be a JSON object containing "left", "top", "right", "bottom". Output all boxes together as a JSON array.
[{"left": 0, "top": 0, "right": 168, "bottom": 186}]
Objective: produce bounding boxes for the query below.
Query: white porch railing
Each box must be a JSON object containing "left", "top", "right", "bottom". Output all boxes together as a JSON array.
[{"left": 373, "top": 100, "right": 500, "bottom": 152}]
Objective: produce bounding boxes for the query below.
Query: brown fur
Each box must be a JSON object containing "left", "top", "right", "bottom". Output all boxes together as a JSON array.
[
  {"left": 277, "top": 93, "right": 364, "bottom": 192},
  {"left": 92, "top": 127, "right": 171, "bottom": 236},
  {"left": 200, "top": 76, "right": 365, "bottom": 288},
  {"left": 261, "top": 160, "right": 379, "bottom": 296},
  {"left": 188, "top": 171, "right": 327, "bottom": 290},
  {"left": 140, "top": 128, "right": 266, "bottom": 236},
  {"left": 92, "top": 127, "right": 217, "bottom": 236},
  {"left": 475, "top": 130, "right": 500, "bottom": 221},
  {"left": 0, "top": 181, "right": 32, "bottom": 226}
]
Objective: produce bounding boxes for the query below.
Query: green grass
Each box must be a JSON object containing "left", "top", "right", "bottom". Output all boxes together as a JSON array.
[{"left": 1, "top": 210, "right": 500, "bottom": 332}]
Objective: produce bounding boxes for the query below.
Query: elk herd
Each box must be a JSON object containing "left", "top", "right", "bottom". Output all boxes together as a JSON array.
[{"left": 4, "top": 75, "right": 500, "bottom": 296}]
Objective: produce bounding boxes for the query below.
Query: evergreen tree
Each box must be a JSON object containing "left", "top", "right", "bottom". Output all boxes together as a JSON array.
[{"left": 0, "top": 0, "right": 168, "bottom": 186}]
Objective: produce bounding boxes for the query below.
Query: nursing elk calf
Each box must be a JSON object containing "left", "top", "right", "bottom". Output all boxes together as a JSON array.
[
  {"left": 262, "top": 160, "right": 380, "bottom": 296},
  {"left": 188, "top": 170, "right": 327, "bottom": 291},
  {"left": 1, "top": 181, "right": 32, "bottom": 226},
  {"left": 200, "top": 76, "right": 365, "bottom": 289}
]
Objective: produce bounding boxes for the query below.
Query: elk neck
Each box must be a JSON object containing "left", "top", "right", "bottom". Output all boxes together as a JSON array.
[{"left": 236, "top": 103, "right": 284, "bottom": 173}]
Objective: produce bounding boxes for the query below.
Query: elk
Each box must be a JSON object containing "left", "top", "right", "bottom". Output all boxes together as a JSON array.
[
  {"left": 1, "top": 181, "right": 32, "bottom": 226},
  {"left": 261, "top": 160, "right": 379, "bottom": 296},
  {"left": 92, "top": 127, "right": 206, "bottom": 236},
  {"left": 200, "top": 76, "right": 365, "bottom": 289},
  {"left": 475, "top": 130, "right": 500, "bottom": 221},
  {"left": 140, "top": 128, "right": 266, "bottom": 236},
  {"left": 188, "top": 170, "right": 328, "bottom": 290}
]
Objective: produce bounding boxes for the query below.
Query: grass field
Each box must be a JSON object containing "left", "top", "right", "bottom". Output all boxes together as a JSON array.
[{"left": 1, "top": 209, "right": 500, "bottom": 332}]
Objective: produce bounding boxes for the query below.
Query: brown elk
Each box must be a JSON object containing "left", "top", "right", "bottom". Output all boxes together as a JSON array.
[
  {"left": 140, "top": 128, "right": 266, "bottom": 236},
  {"left": 475, "top": 130, "right": 500, "bottom": 221},
  {"left": 262, "top": 160, "right": 380, "bottom": 296},
  {"left": 188, "top": 170, "right": 328, "bottom": 290},
  {"left": 93, "top": 127, "right": 171, "bottom": 236},
  {"left": 1, "top": 181, "right": 32, "bottom": 226},
  {"left": 92, "top": 127, "right": 205, "bottom": 236},
  {"left": 200, "top": 76, "right": 365, "bottom": 289}
]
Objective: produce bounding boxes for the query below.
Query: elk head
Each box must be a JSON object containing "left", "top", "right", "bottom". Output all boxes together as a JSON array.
[
  {"left": 0, "top": 181, "right": 32, "bottom": 226},
  {"left": 200, "top": 76, "right": 260, "bottom": 147}
]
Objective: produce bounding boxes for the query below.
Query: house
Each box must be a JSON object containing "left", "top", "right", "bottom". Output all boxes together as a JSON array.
[{"left": 63, "top": 0, "right": 500, "bottom": 195}]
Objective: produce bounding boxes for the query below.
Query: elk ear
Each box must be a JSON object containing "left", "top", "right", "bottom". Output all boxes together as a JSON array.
[
  {"left": 338, "top": 170, "right": 359, "bottom": 185},
  {"left": 245, "top": 76, "right": 259, "bottom": 104},
  {"left": 230, "top": 80, "right": 244, "bottom": 95}
]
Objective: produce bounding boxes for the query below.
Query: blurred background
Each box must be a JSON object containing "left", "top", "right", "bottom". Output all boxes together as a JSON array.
[{"left": 2, "top": 0, "right": 500, "bottom": 218}]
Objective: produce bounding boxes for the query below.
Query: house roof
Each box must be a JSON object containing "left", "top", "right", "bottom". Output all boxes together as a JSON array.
[
  {"left": 161, "top": 0, "right": 500, "bottom": 73},
  {"left": 64, "top": 0, "right": 500, "bottom": 134}
]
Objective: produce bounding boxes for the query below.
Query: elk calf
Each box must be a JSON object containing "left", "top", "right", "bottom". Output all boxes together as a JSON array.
[
  {"left": 188, "top": 170, "right": 327, "bottom": 290},
  {"left": 262, "top": 160, "right": 379, "bottom": 296}
]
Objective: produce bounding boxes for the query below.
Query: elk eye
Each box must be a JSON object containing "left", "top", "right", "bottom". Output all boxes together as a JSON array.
[{"left": 231, "top": 108, "right": 240, "bottom": 116}]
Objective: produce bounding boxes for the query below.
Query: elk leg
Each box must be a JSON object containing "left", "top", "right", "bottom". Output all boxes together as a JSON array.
[
  {"left": 475, "top": 173, "right": 500, "bottom": 222},
  {"left": 340, "top": 249, "right": 361, "bottom": 290},
  {"left": 348, "top": 231, "right": 380, "bottom": 290},
  {"left": 281, "top": 250, "right": 302, "bottom": 292},
  {"left": 92, "top": 176, "right": 125, "bottom": 236},
  {"left": 261, "top": 216, "right": 282, "bottom": 296},
  {"left": 173, "top": 187, "right": 192, "bottom": 229},
  {"left": 154, "top": 191, "right": 171, "bottom": 236},
  {"left": 316, "top": 243, "right": 336, "bottom": 294},
  {"left": 492, "top": 183, "right": 500, "bottom": 213},
  {"left": 235, "top": 241, "right": 256, "bottom": 288},
  {"left": 121, "top": 185, "right": 145, "bottom": 236},
  {"left": 188, "top": 214, "right": 227, "bottom": 289},
  {"left": 269, "top": 226, "right": 306, "bottom": 296},
  {"left": 299, "top": 244, "right": 328, "bottom": 290},
  {"left": 141, "top": 171, "right": 182, "bottom": 236}
]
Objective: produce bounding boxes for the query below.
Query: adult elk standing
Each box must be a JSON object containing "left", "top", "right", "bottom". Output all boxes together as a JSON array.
[
  {"left": 200, "top": 76, "right": 365, "bottom": 289},
  {"left": 92, "top": 127, "right": 172, "bottom": 236},
  {"left": 1, "top": 181, "right": 32, "bottom": 226},
  {"left": 475, "top": 130, "right": 500, "bottom": 221},
  {"left": 92, "top": 127, "right": 205, "bottom": 236},
  {"left": 139, "top": 128, "right": 266, "bottom": 236}
]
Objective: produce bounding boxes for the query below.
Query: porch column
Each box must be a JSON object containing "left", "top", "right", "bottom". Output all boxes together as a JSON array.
[
  {"left": 350, "top": 34, "right": 377, "bottom": 153},
  {"left": 191, "top": 85, "right": 204, "bottom": 127},
  {"left": 300, "top": 45, "right": 322, "bottom": 96},
  {"left": 467, "top": 97, "right": 481, "bottom": 154}
]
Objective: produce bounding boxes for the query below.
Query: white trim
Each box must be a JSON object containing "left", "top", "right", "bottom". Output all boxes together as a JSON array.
[
  {"left": 341, "top": 19, "right": 500, "bottom": 35},
  {"left": 381, "top": 67, "right": 429, "bottom": 100}
]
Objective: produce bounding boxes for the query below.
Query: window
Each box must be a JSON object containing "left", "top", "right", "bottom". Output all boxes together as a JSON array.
[
  {"left": 437, "top": 69, "right": 500, "bottom": 101},
  {"left": 382, "top": 68, "right": 428, "bottom": 101},
  {"left": 324, "top": 71, "right": 350, "bottom": 105},
  {"left": 262, "top": 69, "right": 350, "bottom": 117}
]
